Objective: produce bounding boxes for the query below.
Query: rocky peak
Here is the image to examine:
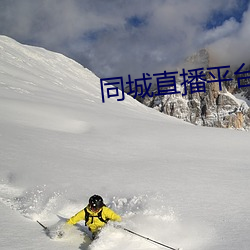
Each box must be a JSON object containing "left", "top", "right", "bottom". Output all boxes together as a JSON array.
[{"left": 133, "top": 48, "right": 250, "bottom": 130}]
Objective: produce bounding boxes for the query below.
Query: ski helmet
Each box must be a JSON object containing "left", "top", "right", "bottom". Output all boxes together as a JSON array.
[{"left": 89, "top": 195, "right": 104, "bottom": 210}]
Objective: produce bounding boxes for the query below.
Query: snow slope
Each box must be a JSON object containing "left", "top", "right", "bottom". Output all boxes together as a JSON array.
[{"left": 0, "top": 36, "right": 249, "bottom": 250}]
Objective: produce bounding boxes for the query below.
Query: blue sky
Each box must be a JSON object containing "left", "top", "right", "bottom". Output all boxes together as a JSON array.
[
  {"left": 205, "top": 0, "right": 249, "bottom": 28},
  {"left": 0, "top": 0, "right": 249, "bottom": 79}
]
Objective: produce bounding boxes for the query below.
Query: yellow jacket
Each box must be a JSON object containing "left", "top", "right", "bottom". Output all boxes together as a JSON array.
[{"left": 67, "top": 206, "right": 121, "bottom": 233}]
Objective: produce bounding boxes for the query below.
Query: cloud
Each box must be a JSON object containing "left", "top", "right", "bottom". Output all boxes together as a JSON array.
[
  {"left": 0, "top": 0, "right": 249, "bottom": 78},
  {"left": 201, "top": 18, "right": 240, "bottom": 45},
  {"left": 208, "top": 3, "right": 250, "bottom": 68}
]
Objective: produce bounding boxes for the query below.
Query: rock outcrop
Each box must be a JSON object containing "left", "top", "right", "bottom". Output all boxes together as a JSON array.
[{"left": 131, "top": 49, "right": 250, "bottom": 130}]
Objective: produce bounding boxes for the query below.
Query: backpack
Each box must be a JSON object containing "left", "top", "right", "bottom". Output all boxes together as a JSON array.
[{"left": 84, "top": 206, "right": 109, "bottom": 226}]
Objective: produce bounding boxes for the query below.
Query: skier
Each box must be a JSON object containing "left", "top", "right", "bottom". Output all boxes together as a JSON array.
[{"left": 66, "top": 194, "right": 122, "bottom": 239}]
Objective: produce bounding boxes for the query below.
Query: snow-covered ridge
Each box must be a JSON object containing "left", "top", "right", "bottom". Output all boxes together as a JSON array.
[
  {"left": 0, "top": 35, "right": 99, "bottom": 134},
  {"left": 0, "top": 36, "right": 169, "bottom": 133},
  {"left": 0, "top": 35, "right": 100, "bottom": 95}
]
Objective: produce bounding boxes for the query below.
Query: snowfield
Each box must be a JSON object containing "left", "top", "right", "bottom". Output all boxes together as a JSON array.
[{"left": 0, "top": 36, "right": 249, "bottom": 250}]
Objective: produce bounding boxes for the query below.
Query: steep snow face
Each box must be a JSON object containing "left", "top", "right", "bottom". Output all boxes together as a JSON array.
[{"left": 0, "top": 36, "right": 250, "bottom": 250}]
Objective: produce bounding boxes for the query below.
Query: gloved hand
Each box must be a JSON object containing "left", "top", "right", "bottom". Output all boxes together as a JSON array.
[
  {"left": 56, "top": 223, "right": 71, "bottom": 238},
  {"left": 113, "top": 223, "right": 123, "bottom": 229},
  {"left": 56, "top": 230, "right": 64, "bottom": 238}
]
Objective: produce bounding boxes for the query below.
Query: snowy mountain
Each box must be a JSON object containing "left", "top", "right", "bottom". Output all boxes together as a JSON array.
[
  {"left": 0, "top": 36, "right": 250, "bottom": 250},
  {"left": 138, "top": 49, "right": 250, "bottom": 130}
]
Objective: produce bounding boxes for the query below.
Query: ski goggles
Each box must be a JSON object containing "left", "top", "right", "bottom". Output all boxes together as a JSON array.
[{"left": 89, "top": 205, "right": 101, "bottom": 212}]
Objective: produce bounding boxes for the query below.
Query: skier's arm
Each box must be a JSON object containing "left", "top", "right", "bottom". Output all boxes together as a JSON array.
[
  {"left": 67, "top": 209, "right": 85, "bottom": 225},
  {"left": 104, "top": 207, "right": 122, "bottom": 222}
]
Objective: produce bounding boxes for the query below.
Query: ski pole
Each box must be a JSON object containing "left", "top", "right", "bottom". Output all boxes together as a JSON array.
[
  {"left": 122, "top": 227, "right": 180, "bottom": 250},
  {"left": 37, "top": 220, "right": 48, "bottom": 231}
]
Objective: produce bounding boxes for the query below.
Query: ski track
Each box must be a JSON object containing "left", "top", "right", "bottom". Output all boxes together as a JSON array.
[{"left": 0, "top": 180, "right": 212, "bottom": 250}]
